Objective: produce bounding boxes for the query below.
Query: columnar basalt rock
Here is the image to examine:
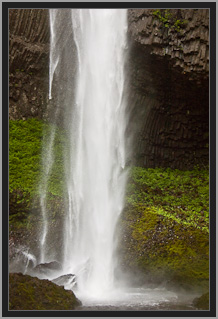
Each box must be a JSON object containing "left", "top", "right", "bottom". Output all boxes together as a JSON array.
[
  {"left": 128, "top": 9, "right": 209, "bottom": 77},
  {"left": 9, "top": 8, "right": 209, "bottom": 169},
  {"left": 9, "top": 9, "right": 49, "bottom": 120},
  {"left": 127, "top": 9, "right": 209, "bottom": 169}
]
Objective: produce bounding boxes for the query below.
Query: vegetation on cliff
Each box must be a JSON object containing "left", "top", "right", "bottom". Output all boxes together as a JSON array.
[
  {"left": 152, "top": 9, "right": 188, "bottom": 32},
  {"left": 9, "top": 118, "right": 66, "bottom": 226},
  {"left": 118, "top": 166, "right": 209, "bottom": 291},
  {"left": 126, "top": 166, "right": 209, "bottom": 231},
  {"left": 9, "top": 118, "right": 209, "bottom": 303}
]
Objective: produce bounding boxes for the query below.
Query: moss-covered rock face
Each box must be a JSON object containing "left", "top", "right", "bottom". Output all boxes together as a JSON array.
[
  {"left": 9, "top": 118, "right": 66, "bottom": 207},
  {"left": 117, "top": 166, "right": 209, "bottom": 291},
  {"left": 9, "top": 273, "right": 81, "bottom": 310},
  {"left": 9, "top": 119, "right": 209, "bottom": 296},
  {"left": 9, "top": 118, "right": 67, "bottom": 260}
]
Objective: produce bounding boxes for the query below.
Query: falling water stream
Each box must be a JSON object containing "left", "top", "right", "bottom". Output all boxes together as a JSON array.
[
  {"left": 62, "top": 9, "right": 128, "bottom": 296},
  {"left": 36, "top": 9, "right": 199, "bottom": 310},
  {"left": 39, "top": 6, "right": 129, "bottom": 297}
]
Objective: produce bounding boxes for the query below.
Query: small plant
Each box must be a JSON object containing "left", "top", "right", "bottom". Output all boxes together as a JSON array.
[
  {"left": 173, "top": 19, "right": 188, "bottom": 32},
  {"left": 153, "top": 9, "right": 172, "bottom": 28},
  {"left": 153, "top": 9, "right": 188, "bottom": 32}
]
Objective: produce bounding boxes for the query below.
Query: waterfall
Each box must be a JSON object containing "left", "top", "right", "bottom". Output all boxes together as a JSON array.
[{"left": 40, "top": 9, "right": 128, "bottom": 296}]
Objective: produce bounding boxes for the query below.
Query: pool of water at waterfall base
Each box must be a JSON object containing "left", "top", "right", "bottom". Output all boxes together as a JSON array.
[{"left": 72, "top": 287, "right": 199, "bottom": 311}]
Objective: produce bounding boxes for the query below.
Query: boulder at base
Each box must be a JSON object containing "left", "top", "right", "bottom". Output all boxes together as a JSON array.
[
  {"left": 9, "top": 273, "right": 81, "bottom": 310},
  {"left": 193, "top": 292, "right": 209, "bottom": 310}
]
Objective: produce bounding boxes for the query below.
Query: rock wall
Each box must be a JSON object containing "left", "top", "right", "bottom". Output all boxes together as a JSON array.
[
  {"left": 9, "top": 8, "right": 209, "bottom": 169},
  {"left": 9, "top": 9, "right": 49, "bottom": 120},
  {"left": 127, "top": 9, "right": 209, "bottom": 169},
  {"left": 128, "top": 9, "right": 209, "bottom": 77}
]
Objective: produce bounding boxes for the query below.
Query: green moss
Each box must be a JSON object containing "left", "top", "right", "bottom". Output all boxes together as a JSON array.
[
  {"left": 9, "top": 118, "right": 66, "bottom": 195},
  {"left": 9, "top": 118, "right": 67, "bottom": 226},
  {"left": 9, "top": 273, "right": 81, "bottom": 310},
  {"left": 193, "top": 292, "right": 209, "bottom": 310},
  {"left": 9, "top": 118, "right": 43, "bottom": 194},
  {"left": 126, "top": 166, "right": 209, "bottom": 232},
  {"left": 152, "top": 9, "right": 188, "bottom": 32},
  {"left": 9, "top": 119, "right": 209, "bottom": 291},
  {"left": 119, "top": 166, "right": 209, "bottom": 289},
  {"left": 131, "top": 207, "right": 158, "bottom": 242}
]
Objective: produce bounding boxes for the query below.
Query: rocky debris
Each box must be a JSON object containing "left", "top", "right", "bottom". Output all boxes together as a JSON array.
[{"left": 9, "top": 272, "right": 81, "bottom": 310}]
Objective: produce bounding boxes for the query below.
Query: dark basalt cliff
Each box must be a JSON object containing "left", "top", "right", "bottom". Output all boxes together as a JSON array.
[
  {"left": 127, "top": 9, "right": 209, "bottom": 169},
  {"left": 128, "top": 9, "right": 209, "bottom": 77},
  {"left": 9, "top": 8, "right": 209, "bottom": 169},
  {"left": 9, "top": 9, "right": 49, "bottom": 120}
]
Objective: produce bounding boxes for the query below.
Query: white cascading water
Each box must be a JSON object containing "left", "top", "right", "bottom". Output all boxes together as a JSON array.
[
  {"left": 36, "top": 9, "right": 192, "bottom": 309},
  {"left": 63, "top": 9, "right": 128, "bottom": 295},
  {"left": 40, "top": 9, "right": 128, "bottom": 297},
  {"left": 38, "top": 9, "right": 63, "bottom": 263}
]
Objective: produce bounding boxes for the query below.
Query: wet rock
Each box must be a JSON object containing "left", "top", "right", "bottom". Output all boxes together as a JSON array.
[
  {"left": 9, "top": 244, "right": 37, "bottom": 274},
  {"left": 52, "top": 274, "right": 76, "bottom": 289},
  {"left": 33, "top": 261, "right": 62, "bottom": 275}
]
